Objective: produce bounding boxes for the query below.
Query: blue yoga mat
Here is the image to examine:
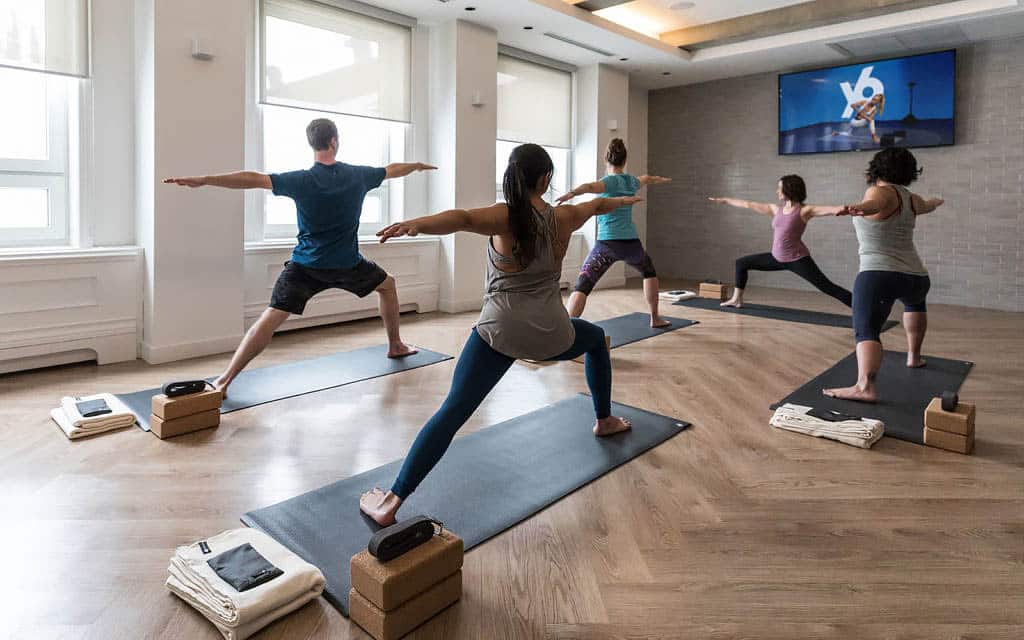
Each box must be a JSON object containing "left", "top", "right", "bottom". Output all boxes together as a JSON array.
[
  {"left": 116, "top": 345, "right": 452, "bottom": 431},
  {"left": 591, "top": 312, "right": 698, "bottom": 349},
  {"left": 673, "top": 297, "right": 899, "bottom": 332},
  {"left": 771, "top": 350, "right": 973, "bottom": 444},
  {"left": 242, "top": 394, "right": 690, "bottom": 615}
]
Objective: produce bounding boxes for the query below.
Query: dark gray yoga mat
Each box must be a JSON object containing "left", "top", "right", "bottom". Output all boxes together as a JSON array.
[
  {"left": 673, "top": 297, "right": 899, "bottom": 332},
  {"left": 770, "top": 350, "right": 973, "bottom": 444},
  {"left": 593, "top": 312, "right": 697, "bottom": 349},
  {"left": 116, "top": 345, "right": 452, "bottom": 431},
  {"left": 241, "top": 394, "right": 690, "bottom": 616}
]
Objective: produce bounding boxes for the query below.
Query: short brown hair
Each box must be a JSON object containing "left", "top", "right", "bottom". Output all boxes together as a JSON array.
[
  {"left": 779, "top": 174, "right": 807, "bottom": 204},
  {"left": 605, "top": 138, "right": 627, "bottom": 166},
  {"left": 306, "top": 118, "right": 338, "bottom": 151}
]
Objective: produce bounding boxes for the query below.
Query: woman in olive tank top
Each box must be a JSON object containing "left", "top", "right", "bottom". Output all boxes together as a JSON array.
[
  {"left": 824, "top": 148, "right": 944, "bottom": 403},
  {"left": 360, "top": 144, "right": 642, "bottom": 527}
]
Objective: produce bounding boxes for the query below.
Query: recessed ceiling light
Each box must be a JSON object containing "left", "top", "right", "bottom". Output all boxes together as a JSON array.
[
  {"left": 662, "top": 71, "right": 671, "bottom": 75},
  {"left": 465, "top": 6, "right": 476, "bottom": 10},
  {"left": 620, "top": 57, "right": 629, "bottom": 61},
  {"left": 670, "top": 1, "right": 696, "bottom": 9},
  {"left": 523, "top": 26, "right": 533, "bottom": 30}
]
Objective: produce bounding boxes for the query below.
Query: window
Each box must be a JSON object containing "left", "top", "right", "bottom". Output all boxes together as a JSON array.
[
  {"left": 258, "top": 0, "right": 411, "bottom": 238},
  {"left": 496, "top": 54, "right": 573, "bottom": 202},
  {"left": 0, "top": 0, "right": 86, "bottom": 248},
  {"left": 260, "top": 105, "right": 406, "bottom": 238}
]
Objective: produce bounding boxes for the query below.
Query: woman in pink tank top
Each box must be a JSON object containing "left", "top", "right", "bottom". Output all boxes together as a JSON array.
[{"left": 709, "top": 175, "right": 853, "bottom": 308}]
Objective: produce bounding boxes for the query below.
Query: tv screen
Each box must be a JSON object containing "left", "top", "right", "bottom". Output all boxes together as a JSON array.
[{"left": 778, "top": 50, "right": 955, "bottom": 155}]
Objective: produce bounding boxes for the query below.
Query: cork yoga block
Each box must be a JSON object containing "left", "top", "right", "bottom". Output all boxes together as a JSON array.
[
  {"left": 150, "top": 409, "right": 220, "bottom": 439},
  {"left": 699, "top": 282, "right": 729, "bottom": 300},
  {"left": 351, "top": 530, "right": 463, "bottom": 612},
  {"left": 924, "top": 397, "right": 975, "bottom": 436},
  {"left": 151, "top": 388, "right": 222, "bottom": 421},
  {"left": 923, "top": 426, "right": 974, "bottom": 454},
  {"left": 350, "top": 570, "right": 462, "bottom": 640}
]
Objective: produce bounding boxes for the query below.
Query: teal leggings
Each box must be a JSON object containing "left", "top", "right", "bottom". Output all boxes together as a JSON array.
[{"left": 391, "top": 319, "right": 611, "bottom": 499}]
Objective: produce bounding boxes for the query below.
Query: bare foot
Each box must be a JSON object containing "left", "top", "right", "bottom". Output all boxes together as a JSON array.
[
  {"left": 359, "top": 488, "right": 401, "bottom": 527},
  {"left": 651, "top": 317, "right": 672, "bottom": 329},
  {"left": 721, "top": 298, "right": 743, "bottom": 309},
  {"left": 823, "top": 385, "right": 877, "bottom": 403},
  {"left": 907, "top": 356, "right": 927, "bottom": 368},
  {"left": 387, "top": 343, "right": 419, "bottom": 359},
  {"left": 594, "top": 416, "right": 632, "bottom": 437}
]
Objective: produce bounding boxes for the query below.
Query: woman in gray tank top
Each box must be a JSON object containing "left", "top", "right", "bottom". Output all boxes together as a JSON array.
[
  {"left": 360, "top": 143, "right": 643, "bottom": 526},
  {"left": 824, "top": 148, "right": 944, "bottom": 403}
]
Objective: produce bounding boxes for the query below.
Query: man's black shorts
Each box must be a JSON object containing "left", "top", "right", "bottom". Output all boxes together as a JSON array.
[{"left": 269, "top": 259, "right": 388, "bottom": 315}]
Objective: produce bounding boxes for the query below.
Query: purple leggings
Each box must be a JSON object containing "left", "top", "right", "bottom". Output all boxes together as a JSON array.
[{"left": 574, "top": 239, "right": 657, "bottom": 295}]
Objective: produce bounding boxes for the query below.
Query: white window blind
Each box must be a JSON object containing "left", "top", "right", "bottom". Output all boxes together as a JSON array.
[
  {"left": 0, "top": 0, "right": 90, "bottom": 78},
  {"left": 497, "top": 54, "right": 572, "bottom": 149},
  {"left": 261, "top": 0, "right": 411, "bottom": 123}
]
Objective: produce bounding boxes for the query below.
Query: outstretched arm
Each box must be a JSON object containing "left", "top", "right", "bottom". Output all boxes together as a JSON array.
[
  {"left": 377, "top": 203, "right": 508, "bottom": 242},
  {"left": 561, "top": 196, "right": 644, "bottom": 233},
  {"left": 384, "top": 162, "right": 437, "bottom": 180},
  {"left": 911, "top": 194, "right": 944, "bottom": 215},
  {"left": 638, "top": 175, "right": 672, "bottom": 186},
  {"left": 803, "top": 204, "right": 852, "bottom": 218},
  {"left": 707, "top": 197, "right": 774, "bottom": 216},
  {"left": 555, "top": 180, "right": 606, "bottom": 205},
  {"left": 163, "top": 171, "right": 272, "bottom": 189}
]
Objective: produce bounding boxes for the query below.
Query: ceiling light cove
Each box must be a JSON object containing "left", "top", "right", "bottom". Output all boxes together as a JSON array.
[{"left": 592, "top": 4, "right": 664, "bottom": 39}]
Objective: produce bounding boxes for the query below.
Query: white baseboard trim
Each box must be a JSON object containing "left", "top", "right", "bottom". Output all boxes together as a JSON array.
[
  {"left": 141, "top": 333, "right": 243, "bottom": 365},
  {"left": 439, "top": 294, "right": 483, "bottom": 314},
  {"left": 0, "top": 349, "right": 98, "bottom": 375},
  {"left": 0, "top": 332, "right": 137, "bottom": 374}
]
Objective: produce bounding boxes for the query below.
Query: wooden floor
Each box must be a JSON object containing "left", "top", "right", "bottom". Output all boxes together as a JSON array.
[{"left": 2, "top": 280, "right": 1022, "bottom": 640}]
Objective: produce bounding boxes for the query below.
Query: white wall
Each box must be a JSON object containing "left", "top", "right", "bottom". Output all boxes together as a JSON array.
[
  {"left": 85, "top": 0, "right": 136, "bottom": 247},
  {"left": 136, "top": 0, "right": 249, "bottom": 363},
  {"left": 574, "top": 63, "right": 632, "bottom": 289},
  {"left": 628, "top": 86, "right": 649, "bottom": 246},
  {"left": 429, "top": 20, "right": 497, "bottom": 313}
]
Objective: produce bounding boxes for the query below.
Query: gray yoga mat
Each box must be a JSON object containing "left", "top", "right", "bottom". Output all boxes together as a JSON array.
[
  {"left": 673, "top": 297, "right": 899, "bottom": 332},
  {"left": 116, "top": 345, "right": 452, "bottom": 431},
  {"left": 241, "top": 394, "right": 690, "bottom": 616},
  {"left": 770, "top": 350, "right": 974, "bottom": 444},
  {"left": 593, "top": 312, "right": 698, "bottom": 349}
]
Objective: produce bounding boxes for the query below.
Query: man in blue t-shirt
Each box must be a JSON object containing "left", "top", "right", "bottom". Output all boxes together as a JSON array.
[{"left": 164, "top": 118, "right": 436, "bottom": 393}]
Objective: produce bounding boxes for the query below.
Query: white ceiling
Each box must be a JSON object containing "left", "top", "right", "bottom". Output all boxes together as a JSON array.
[
  {"left": 362, "top": 0, "right": 1024, "bottom": 89},
  {"left": 589, "top": 0, "right": 808, "bottom": 38}
]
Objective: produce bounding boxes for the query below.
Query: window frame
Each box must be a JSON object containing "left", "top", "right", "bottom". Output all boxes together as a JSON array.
[
  {"left": 494, "top": 49, "right": 576, "bottom": 205},
  {"left": 0, "top": 72, "right": 71, "bottom": 248},
  {"left": 253, "top": 0, "right": 414, "bottom": 241}
]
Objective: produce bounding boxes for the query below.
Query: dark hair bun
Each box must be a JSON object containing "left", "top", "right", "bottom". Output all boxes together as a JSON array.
[{"left": 605, "top": 138, "right": 627, "bottom": 166}]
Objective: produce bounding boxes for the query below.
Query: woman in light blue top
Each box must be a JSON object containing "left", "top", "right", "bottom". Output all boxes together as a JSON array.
[{"left": 557, "top": 138, "right": 673, "bottom": 328}]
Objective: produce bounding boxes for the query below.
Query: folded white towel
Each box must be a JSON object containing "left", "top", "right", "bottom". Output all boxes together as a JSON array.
[
  {"left": 50, "top": 394, "right": 136, "bottom": 440},
  {"left": 658, "top": 289, "right": 697, "bottom": 302},
  {"left": 166, "top": 529, "right": 324, "bottom": 640},
  {"left": 59, "top": 393, "right": 135, "bottom": 427},
  {"left": 770, "top": 403, "right": 884, "bottom": 449},
  {"left": 167, "top": 573, "right": 321, "bottom": 640}
]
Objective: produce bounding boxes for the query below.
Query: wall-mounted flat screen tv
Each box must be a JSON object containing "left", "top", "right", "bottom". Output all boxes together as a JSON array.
[{"left": 778, "top": 49, "right": 955, "bottom": 155}]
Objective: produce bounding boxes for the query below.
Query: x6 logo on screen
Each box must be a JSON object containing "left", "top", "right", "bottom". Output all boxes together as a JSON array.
[{"left": 840, "top": 66, "right": 885, "bottom": 118}]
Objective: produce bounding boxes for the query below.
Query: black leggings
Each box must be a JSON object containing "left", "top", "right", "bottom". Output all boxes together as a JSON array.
[{"left": 735, "top": 253, "right": 852, "bottom": 307}]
